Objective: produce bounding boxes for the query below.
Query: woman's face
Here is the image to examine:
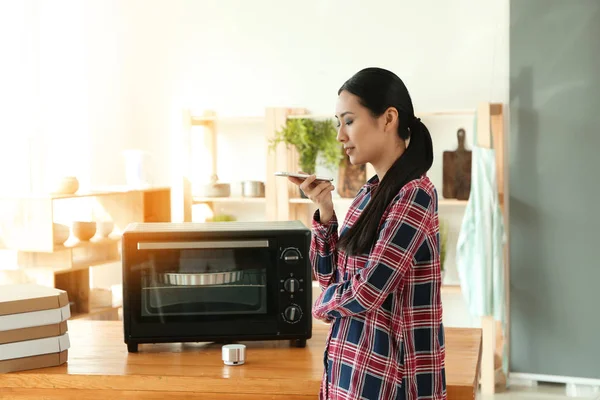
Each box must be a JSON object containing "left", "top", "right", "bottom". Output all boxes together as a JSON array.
[{"left": 335, "top": 90, "right": 390, "bottom": 166}]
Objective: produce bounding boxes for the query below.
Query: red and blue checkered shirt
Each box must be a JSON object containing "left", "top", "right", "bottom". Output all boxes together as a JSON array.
[{"left": 311, "top": 175, "right": 446, "bottom": 400}]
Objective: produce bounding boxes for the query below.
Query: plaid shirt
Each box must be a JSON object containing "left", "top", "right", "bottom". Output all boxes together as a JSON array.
[{"left": 311, "top": 175, "right": 446, "bottom": 400}]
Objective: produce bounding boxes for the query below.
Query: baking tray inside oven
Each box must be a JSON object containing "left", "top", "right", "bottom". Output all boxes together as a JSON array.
[{"left": 160, "top": 270, "right": 244, "bottom": 286}]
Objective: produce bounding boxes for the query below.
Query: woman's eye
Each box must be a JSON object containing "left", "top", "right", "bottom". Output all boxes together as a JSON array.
[{"left": 345, "top": 120, "right": 353, "bottom": 126}]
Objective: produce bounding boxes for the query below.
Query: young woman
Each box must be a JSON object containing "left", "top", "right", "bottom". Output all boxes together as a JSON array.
[{"left": 288, "top": 67, "right": 446, "bottom": 400}]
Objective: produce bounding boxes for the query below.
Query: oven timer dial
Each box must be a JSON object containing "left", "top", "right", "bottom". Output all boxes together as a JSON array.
[
  {"left": 283, "top": 277, "right": 300, "bottom": 293},
  {"left": 283, "top": 304, "right": 303, "bottom": 323},
  {"left": 281, "top": 247, "right": 302, "bottom": 264}
]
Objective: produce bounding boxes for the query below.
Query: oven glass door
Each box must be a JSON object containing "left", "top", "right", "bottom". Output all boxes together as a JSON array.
[{"left": 130, "top": 238, "right": 278, "bottom": 333}]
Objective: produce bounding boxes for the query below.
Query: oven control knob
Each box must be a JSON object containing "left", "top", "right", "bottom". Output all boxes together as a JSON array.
[
  {"left": 283, "top": 305, "right": 302, "bottom": 323},
  {"left": 284, "top": 278, "right": 300, "bottom": 293},
  {"left": 282, "top": 248, "right": 301, "bottom": 264}
]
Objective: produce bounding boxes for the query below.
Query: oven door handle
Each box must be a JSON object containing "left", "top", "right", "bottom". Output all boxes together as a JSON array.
[{"left": 136, "top": 240, "right": 270, "bottom": 250}]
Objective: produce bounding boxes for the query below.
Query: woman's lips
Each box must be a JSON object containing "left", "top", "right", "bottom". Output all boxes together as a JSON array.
[{"left": 345, "top": 147, "right": 354, "bottom": 155}]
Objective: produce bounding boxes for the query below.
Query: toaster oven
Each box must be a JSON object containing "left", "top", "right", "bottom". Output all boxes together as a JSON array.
[{"left": 121, "top": 220, "right": 312, "bottom": 352}]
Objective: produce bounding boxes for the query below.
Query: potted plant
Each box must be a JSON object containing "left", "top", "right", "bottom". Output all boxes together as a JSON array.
[{"left": 269, "top": 118, "right": 342, "bottom": 196}]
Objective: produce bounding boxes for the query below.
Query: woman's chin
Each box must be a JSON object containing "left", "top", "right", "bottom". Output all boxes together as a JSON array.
[{"left": 348, "top": 155, "right": 364, "bottom": 166}]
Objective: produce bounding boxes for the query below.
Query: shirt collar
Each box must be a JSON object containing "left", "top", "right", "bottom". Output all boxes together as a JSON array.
[{"left": 365, "top": 173, "right": 380, "bottom": 191}]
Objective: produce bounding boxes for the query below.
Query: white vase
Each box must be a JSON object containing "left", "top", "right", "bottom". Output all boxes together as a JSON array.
[{"left": 123, "top": 149, "right": 152, "bottom": 188}]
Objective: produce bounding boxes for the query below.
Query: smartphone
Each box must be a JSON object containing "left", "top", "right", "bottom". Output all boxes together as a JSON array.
[{"left": 274, "top": 171, "right": 334, "bottom": 182}]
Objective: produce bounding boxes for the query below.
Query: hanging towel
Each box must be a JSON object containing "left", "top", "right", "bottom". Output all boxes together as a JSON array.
[{"left": 456, "top": 112, "right": 507, "bottom": 370}]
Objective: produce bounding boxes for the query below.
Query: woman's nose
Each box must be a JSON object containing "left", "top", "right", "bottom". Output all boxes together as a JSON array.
[{"left": 336, "top": 127, "right": 347, "bottom": 142}]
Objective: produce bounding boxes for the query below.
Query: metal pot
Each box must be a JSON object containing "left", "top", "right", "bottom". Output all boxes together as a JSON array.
[
  {"left": 197, "top": 174, "right": 230, "bottom": 198},
  {"left": 241, "top": 181, "right": 265, "bottom": 197},
  {"left": 199, "top": 182, "right": 230, "bottom": 198}
]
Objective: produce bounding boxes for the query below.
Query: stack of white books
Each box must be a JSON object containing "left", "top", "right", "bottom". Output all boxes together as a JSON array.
[{"left": 0, "top": 284, "right": 71, "bottom": 373}]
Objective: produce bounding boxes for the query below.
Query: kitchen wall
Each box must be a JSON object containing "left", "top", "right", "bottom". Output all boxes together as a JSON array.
[
  {"left": 1, "top": 0, "right": 509, "bottom": 189},
  {"left": 0, "top": 0, "right": 508, "bottom": 328}
]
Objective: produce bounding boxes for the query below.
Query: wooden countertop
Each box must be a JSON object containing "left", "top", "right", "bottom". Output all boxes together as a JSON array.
[{"left": 0, "top": 320, "right": 481, "bottom": 399}]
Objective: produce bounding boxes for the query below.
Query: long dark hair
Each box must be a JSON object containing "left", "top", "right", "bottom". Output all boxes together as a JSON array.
[{"left": 336, "top": 67, "right": 434, "bottom": 256}]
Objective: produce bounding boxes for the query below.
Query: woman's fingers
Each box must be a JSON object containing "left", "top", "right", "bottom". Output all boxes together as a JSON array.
[
  {"left": 287, "top": 173, "right": 334, "bottom": 206},
  {"left": 309, "top": 181, "right": 334, "bottom": 203},
  {"left": 287, "top": 176, "right": 304, "bottom": 185},
  {"left": 314, "top": 184, "right": 335, "bottom": 203},
  {"left": 312, "top": 180, "right": 333, "bottom": 197},
  {"left": 299, "top": 174, "right": 317, "bottom": 194}
]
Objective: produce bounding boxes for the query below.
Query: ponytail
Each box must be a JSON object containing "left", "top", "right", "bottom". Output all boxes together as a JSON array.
[{"left": 337, "top": 117, "right": 434, "bottom": 256}]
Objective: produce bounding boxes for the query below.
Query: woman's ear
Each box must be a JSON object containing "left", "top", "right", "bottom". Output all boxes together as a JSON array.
[{"left": 383, "top": 107, "right": 399, "bottom": 133}]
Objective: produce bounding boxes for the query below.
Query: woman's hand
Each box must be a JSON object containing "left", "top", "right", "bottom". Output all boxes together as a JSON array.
[
  {"left": 287, "top": 171, "right": 335, "bottom": 223},
  {"left": 313, "top": 302, "right": 334, "bottom": 324}
]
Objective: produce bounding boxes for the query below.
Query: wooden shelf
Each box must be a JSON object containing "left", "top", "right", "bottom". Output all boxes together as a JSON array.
[
  {"left": 0, "top": 186, "right": 171, "bottom": 200},
  {"left": 441, "top": 284, "right": 462, "bottom": 294},
  {"left": 0, "top": 186, "right": 170, "bottom": 253},
  {"left": 50, "top": 186, "right": 171, "bottom": 200},
  {"left": 289, "top": 198, "right": 312, "bottom": 204},
  {"left": 286, "top": 110, "right": 475, "bottom": 121},
  {"left": 289, "top": 197, "right": 354, "bottom": 204},
  {"left": 191, "top": 116, "right": 265, "bottom": 125},
  {"left": 55, "top": 235, "right": 121, "bottom": 250},
  {"left": 193, "top": 196, "right": 266, "bottom": 204},
  {"left": 439, "top": 199, "right": 468, "bottom": 206},
  {"left": 0, "top": 186, "right": 170, "bottom": 322},
  {"left": 17, "top": 236, "right": 121, "bottom": 272},
  {"left": 287, "top": 113, "right": 335, "bottom": 120},
  {"left": 416, "top": 110, "right": 475, "bottom": 117},
  {"left": 290, "top": 197, "right": 467, "bottom": 206}
]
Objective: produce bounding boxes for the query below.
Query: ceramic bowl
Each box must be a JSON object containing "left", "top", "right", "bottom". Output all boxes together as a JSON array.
[
  {"left": 72, "top": 221, "right": 96, "bottom": 241},
  {"left": 96, "top": 221, "right": 114, "bottom": 238},
  {"left": 53, "top": 223, "right": 70, "bottom": 245},
  {"left": 51, "top": 176, "right": 79, "bottom": 195}
]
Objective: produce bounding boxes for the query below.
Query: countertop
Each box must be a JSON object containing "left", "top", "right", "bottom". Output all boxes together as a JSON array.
[{"left": 0, "top": 320, "right": 482, "bottom": 399}]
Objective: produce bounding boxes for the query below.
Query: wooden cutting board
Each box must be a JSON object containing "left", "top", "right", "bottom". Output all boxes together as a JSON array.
[
  {"left": 337, "top": 150, "right": 366, "bottom": 198},
  {"left": 443, "top": 128, "right": 471, "bottom": 200}
]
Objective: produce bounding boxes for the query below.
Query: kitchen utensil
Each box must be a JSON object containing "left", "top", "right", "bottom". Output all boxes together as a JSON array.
[
  {"left": 222, "top": 344, "right": 246, "bottom": 365},
  {"left": 160, "top": 270, "right": 243, "bottom": 286},
  {"left": 241, "top": 181, "right": 265, "bottom": 197},
  {"left": 443, "top": 128, "right": 472, "bottom": 200},
  {"left": 198, "top": 174, "right": 230, "bottom": 198}
]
